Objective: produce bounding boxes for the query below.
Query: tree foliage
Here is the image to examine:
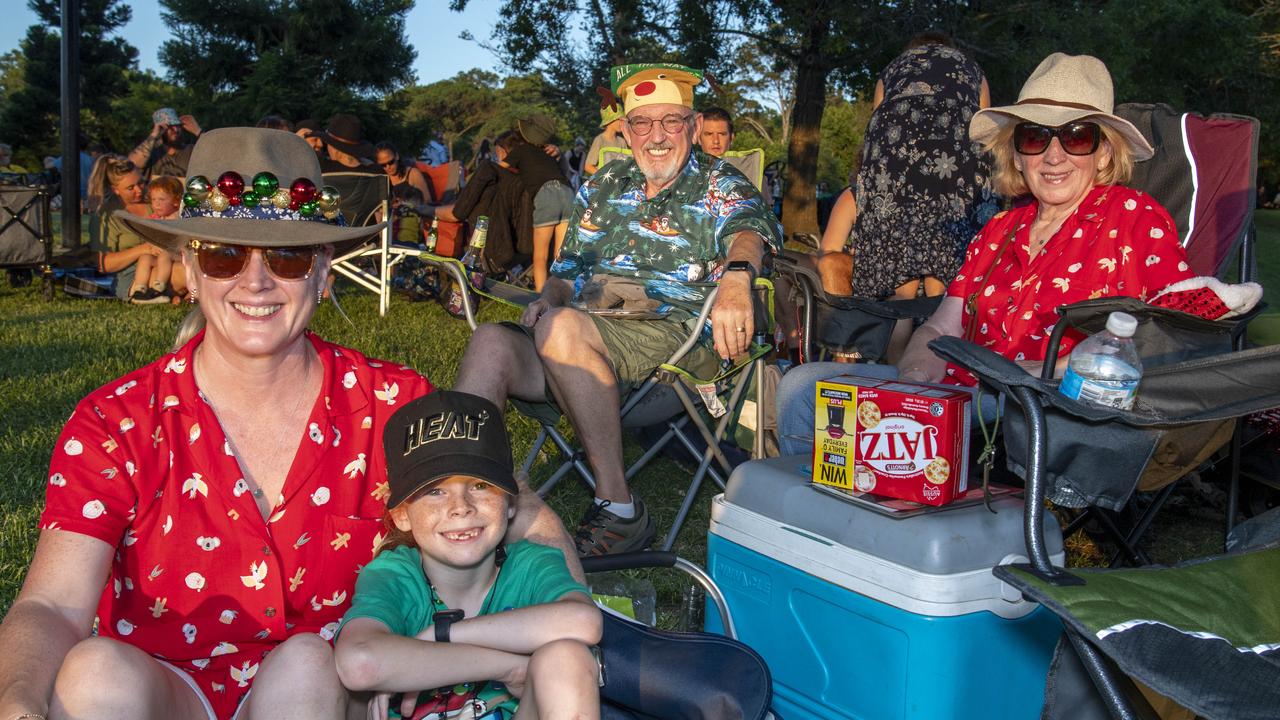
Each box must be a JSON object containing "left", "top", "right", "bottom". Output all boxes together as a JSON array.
[
  {"left": 388, "top": 70, "right": 574, "bottom": 167},
  {"left": 0, "top": 0, "right": 138, "bottom": 158},
  {"left": 158, "top": 0, "right": 417, "bottom": 129}
]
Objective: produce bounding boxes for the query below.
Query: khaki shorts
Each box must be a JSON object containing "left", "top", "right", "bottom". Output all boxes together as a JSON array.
[{"left": 504, "top": 312, "right": 722, "bottom": 425}]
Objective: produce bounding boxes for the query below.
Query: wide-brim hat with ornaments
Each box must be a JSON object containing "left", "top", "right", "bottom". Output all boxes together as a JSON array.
[
  {"left": 969, "top": 53, "right": 1154, "bottom": 161},
  {"left": 610, "top": 63, "right": 704, "bottom": 115},
  {"left": 116, "top": 127, "right": 384, "bottom": 254}
]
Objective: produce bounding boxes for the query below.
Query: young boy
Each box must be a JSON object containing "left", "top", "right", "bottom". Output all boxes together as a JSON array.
[{"left": 336, "top": 391, "right": 603, "bottom": 719}]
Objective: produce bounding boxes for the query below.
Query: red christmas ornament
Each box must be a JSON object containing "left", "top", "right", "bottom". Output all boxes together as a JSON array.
[
  {"left": 229, "top": 194, "right": 242, "bottom": 206},
  {"left": 289, "top": 199, "right": 301, "bottom": 211},
  {"left": 290, "top": 177, "right": 317, "bottom": 204},
  {"left": 216, "top": 171, "right": 245, "bottom": 200}
]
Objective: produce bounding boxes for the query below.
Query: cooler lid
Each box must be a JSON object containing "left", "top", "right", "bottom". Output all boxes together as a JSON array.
[{"left": 722, "top": 456, "right": 1063, "bottom": 575}]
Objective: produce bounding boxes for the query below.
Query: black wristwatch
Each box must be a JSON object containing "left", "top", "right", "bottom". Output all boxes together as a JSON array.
[
  {"left": 433, "top": 609, "right": 465, "bottom": 642},
  {"left": 724, "top": 260, "right": 757, "bottom": 282}
]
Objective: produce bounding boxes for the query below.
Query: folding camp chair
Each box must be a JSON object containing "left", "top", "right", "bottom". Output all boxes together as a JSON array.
[
  {"left": 527, "top": 282, "right": 775, "bottom": 551},
  {"left": 927, "top": 336, "right": 1280, "bottom": 719},
  {"left": 428, "top": 259, "right": 777, "bottom": 550},
  {"left": 776, "top": 103, "right": 1262, "bottom": 368},
  {"left": 581, "top": 551, "right": 775, "bottom": 719},
  {"left": 325, "top": 172, "right": 417, "bottom": 316},
  {"left": 0, "top": 176, "right": 56, "bottom": 300},
  {"left": 418, "top": 160, "right": 468, "bottom": 257}
]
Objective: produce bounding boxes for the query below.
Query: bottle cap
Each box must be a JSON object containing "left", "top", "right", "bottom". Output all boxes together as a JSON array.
[{"left": 1105, "top": 311, "right": 1138, "bottom": 338}]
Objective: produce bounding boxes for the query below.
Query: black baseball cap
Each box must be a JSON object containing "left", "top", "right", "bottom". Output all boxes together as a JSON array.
[{"left": 383, "top": 391, "right": 517, "bottom": 508}]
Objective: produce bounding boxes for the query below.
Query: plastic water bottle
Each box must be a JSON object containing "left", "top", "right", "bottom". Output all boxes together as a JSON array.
[
  {"left": 424, "top": 217, "right": 438, "bottom": 253},
  {"left": 460, "top": 215, "right": 489, "bottom": 290},
  {"left": 1058, "top": 311, "right": 1143, "bottom": 410},
  {"left": 679, "top": 583, "right": 705, "bottom": 632}
]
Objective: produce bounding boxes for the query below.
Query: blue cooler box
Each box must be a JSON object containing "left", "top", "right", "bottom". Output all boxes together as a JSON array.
[{"left": 707, "top": 456, "right": 1064, "bottom": 720}]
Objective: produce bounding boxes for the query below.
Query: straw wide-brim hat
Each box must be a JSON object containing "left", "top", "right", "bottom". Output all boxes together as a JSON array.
[
  {"left": 969, "top": 53, "right": 1154, "bottom": 161},
  {"left": 116, "top": 127, "right": 384, "bottom": 254}
]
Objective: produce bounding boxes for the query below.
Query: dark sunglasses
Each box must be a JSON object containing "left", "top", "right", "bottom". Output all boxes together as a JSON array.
[
  {"left": 1013, "top": 121, "right": 1102, "bottom": 156},
  {"left": 191, "top": 240, "right": 320, "bottom": 281}
]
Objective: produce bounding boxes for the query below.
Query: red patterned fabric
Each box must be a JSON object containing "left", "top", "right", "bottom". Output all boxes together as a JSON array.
[
  {"left": 945, "top": 185, "right": 1193, "bottom": 386},
  {"left": 1149, "top": 286, "right": 1233, "bottom": 320},
  {"left": 40, "top": 331, "right": 433, "bottom": 717}
]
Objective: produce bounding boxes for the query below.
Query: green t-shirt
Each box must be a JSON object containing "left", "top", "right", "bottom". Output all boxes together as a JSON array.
[
  {"left": 551, "top": 148, "right": 783, "bottom": 310},
  {"left": 340, "top": 540, "right": 589, "bottom": 719}
]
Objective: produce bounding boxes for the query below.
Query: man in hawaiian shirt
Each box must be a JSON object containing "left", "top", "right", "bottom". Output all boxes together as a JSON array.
[{"left": 456, "top": 63, "right": 782, "bottom": 556}]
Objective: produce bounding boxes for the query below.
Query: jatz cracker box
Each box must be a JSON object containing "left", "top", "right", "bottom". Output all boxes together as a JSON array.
[{"left": 813, "top": 377, "right": 971, "bottom": 506}]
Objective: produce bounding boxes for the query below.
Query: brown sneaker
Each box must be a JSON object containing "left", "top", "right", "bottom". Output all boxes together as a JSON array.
[{"left": 574, "top": 496, "right": 657, "bottom": 557}]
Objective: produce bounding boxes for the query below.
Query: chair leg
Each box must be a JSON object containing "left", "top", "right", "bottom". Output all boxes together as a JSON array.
[
  {"left": 1117, "top": 481, "right": 1179, "bottom": 559},
  {"left": 534, "top": 426, "right": 597, "bottom": 496},
  {"left": 1096, "top": 509, "right": 1150, "bottom": 567},
  {"left": 1225, "top": 416, "right": 1244, "bottom": 550},
  {"left": 623, "top": 416, "right": 692, "bottom": 481},
  {"left": 1064, "top": 632, "right": 1161, "bottom": 720}
]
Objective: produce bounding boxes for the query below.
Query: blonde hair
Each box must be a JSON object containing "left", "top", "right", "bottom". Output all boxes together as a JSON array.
[
  {"left": 87, "top": 154, "right": 138, "bottom": 214},
  {"left": 984, "top": 121, "right": 1135, "bottom": 198}
]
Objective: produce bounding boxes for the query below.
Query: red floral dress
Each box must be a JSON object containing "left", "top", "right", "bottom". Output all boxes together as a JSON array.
[
  {"left": 40, "top": 331, "right": 433, "bottom": 718},
  {"left": 945, "top": 185, "right": 1193, "bottom": 386}
]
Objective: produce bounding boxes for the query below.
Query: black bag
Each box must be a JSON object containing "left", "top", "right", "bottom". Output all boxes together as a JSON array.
[{"left": 598, "top": 610, "right": 772, "bottom": 720}]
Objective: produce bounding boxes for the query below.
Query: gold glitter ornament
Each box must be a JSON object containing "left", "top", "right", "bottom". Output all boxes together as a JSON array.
[
  {"left": 208, "top": 189, "right": 230, "bottom": 212},
  {"left": 271, "top": 188, "right": 292, "bottom": 209}
]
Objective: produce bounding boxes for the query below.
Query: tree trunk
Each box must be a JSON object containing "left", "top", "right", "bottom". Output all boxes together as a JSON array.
[{"left": 781, "top": 48, "right": 830, "bottom": 243}]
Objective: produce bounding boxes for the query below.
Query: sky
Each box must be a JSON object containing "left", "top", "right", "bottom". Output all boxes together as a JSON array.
[{"left": 0, "top": 0, "right": 505, "bottom": 85}]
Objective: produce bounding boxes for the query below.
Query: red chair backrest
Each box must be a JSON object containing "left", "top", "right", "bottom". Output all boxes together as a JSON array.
[{"left": 419, "top": 161, "right": 463, "bottom": 205}]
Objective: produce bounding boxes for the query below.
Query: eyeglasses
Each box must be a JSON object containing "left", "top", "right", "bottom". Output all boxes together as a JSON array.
[
  {"left": 380, "top": 158, "right": 398, "bottom": 168},
  {"left": 191, "top": 240, "right": 320, "bottom": 281},
  {"left": 1013, "top": 121, "right": 1102, "bottom": 156},
  {"left": 627, "top": 113, "right": 693, "bottom": 136}
]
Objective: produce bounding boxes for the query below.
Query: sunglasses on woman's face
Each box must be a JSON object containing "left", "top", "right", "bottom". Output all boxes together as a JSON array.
[
  {"left": 191, "top": 240, "right": 320, "bottom": 281},
  {"left": 1013, "top": 121, "right": 1102, "bottom": 156}
]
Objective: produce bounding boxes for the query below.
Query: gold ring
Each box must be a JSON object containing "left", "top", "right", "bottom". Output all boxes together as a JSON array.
[{"left": 736, "top": 327, "right": 746, "bottom": 332}]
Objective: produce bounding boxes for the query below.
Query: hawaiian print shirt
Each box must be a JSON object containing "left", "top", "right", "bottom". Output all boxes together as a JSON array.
[
  {"left": 944, "top": 185, "right": 1193, "bottom": 386},
  {"left": 551, "top": 149, "right": 782, "bottom": 309},
  {"left": 39, "top": 331, "right": 433, "bottom": 718}
]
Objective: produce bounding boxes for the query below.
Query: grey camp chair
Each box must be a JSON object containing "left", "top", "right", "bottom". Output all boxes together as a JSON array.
[
  {"left": 429, "top": 258, "right": 776, "bottom": 551},
  {"left": 928, "top": 336, "right": 1280, "bottom": 720},
  {"left": 326, "top": 171, "right": 421, "bottom": 316}
]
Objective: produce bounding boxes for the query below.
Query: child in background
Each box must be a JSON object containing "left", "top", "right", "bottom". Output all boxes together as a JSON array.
[
  {"left": 127, "top": 175, "right": 183, "bottom": 304},
  {"left": 148, "top": 175, "right": 182, "bottom": 219},
  {"left": 336, "top": 391, "right": 602, "bottom": 719}
]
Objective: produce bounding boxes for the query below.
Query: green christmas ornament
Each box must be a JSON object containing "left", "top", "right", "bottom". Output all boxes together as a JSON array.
[
  {"left": 241, "top": 190, "right": 260, "bottom": 208},
  {"left": 252, "top": 172, "right": 279, "bottom": 197},
  {"left": 299, "top": 200, "right": 319, "bottom": 217},
  {"left": 182, "top": 192, "right": 200, "bottom": 208}
]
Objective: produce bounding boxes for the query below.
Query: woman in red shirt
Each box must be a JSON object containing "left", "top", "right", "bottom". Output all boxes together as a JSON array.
[
  {"left": 0, "top": 128, "right": 578, "bottom": 720},
  {"left": 777, "top": 53, "right": 1192, "bottom": 456}
]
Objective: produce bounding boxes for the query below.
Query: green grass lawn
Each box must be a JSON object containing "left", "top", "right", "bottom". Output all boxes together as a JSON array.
[
  {"left": 1248, "top": 209, "right": 1280, "bottom": 345},
  {"left": 0, "top": 283, "right": 713, "bottom": 622},
  {"left": 1, "top": 210, "right": 1276, "bottom": 621}
]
